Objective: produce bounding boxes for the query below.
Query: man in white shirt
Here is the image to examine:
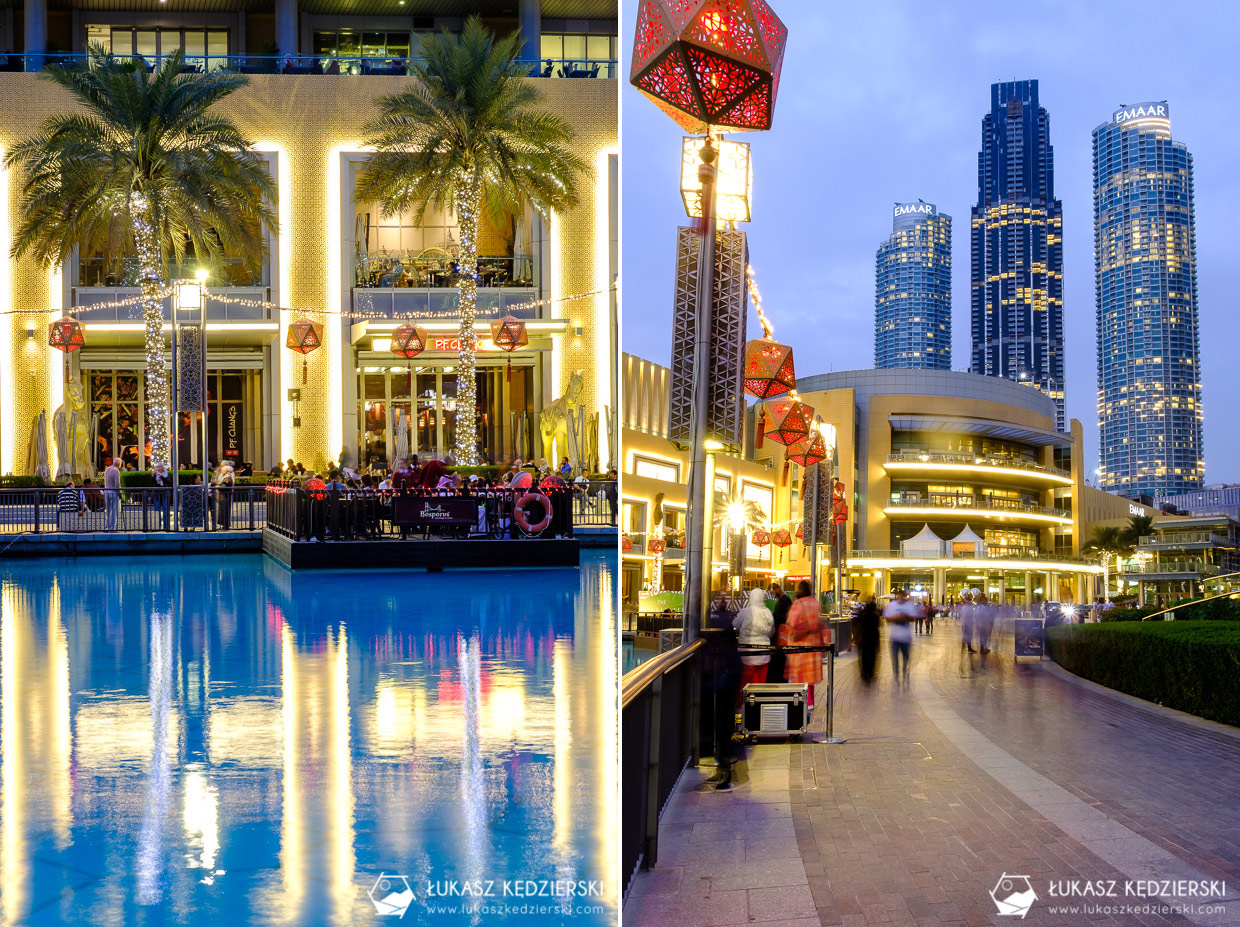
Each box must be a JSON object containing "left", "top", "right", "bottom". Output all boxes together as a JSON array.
[
  {"left": 103, "top": 458, "right": 121, "bottom": 530},
  {"left": 882, "top": 588, "right": 919, "bottom": 685}
]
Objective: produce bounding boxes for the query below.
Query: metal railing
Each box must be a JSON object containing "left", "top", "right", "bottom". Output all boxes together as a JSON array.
[
  {"left": 887, "top": 495, "right": 1071, "bottom": 520},
  {"left": 624, "top": 611, "right": 685, "bottom": 635},
  {"left": 351, "top": 286, "right": 538, "bottom": 319},
  {"left": 1138, "top": 532, "right": 1231, "bottom": 547},
  {"left": 355, "top": 254, "right": 534, "bottom": 289},
  {"left": 263, "top": 481, "right": 577, "bottom": 542},
  {"left": 1121, "top": 561, "right": 1223, "bottom": 576},
  {"left": 0, "top": 485, "right": 266, "bottom": 533},
  {"left": 570, "top": 481, "right": 617, "bottom": 527},
  {"left": 849, "top": 548, "right": 1097, "bottom": 566},
  {"left": 78, "top": 257, "right": 261, "bottom": 288},
  {"left": 622, "top": 640, "right": 702, "bottom": 895},
  {"left": 3, "top": 53, "right": 617, "bottom": 78},
  {"left": 886, "top": 452, "right": 1070, "bottom": 479}
]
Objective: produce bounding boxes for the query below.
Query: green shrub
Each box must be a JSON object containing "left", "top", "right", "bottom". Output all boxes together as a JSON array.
[
  {"left": 1046, "top": 621, "right": 1240, "bottom": 726},
  {"left": 1165, "top": 596, "right": 1240, "bottom": 621},
  {"left": 1099, "top": 606, "right": 1157, "bottom": 622},
  {"left": 119, "top": 470, "right": 271, "bottom": 487},
  {"left": 0, "top": 475, "right": 47, "bottom": 487}
]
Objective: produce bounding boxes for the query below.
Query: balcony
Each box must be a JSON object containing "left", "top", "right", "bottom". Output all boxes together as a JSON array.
[
  {"left": 3, "top": 53, "right": 619, "bottom": 79},
  {"left": 353, "top": 254, "right": 537, "bottom": 319},
  {"left": 848, "top": 549, "right": 1100, "bottom": 570},
  {"left": 1121, "top": 561, "right": 1223, "bottom": 577},
  {"left": 885, "top": 493, "right": 1073, "bottom": 525},
  {"left": 885, "top": 452, "right": 1072, "bottom": 485},
  {"left": 1138, "top": 532, "right": 1231, "bottom": 549}
]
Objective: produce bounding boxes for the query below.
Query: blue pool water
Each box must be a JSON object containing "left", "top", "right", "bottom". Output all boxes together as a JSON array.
[{"left": 0, "top": 552, "right": 617, "bottom": 926}]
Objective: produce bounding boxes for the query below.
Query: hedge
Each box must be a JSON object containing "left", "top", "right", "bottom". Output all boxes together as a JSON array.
[
  {"left": 120, "top": 470, "right": 272, "bottom": 487},
  {"left": 1046, "top": 621, "right": 1240, "bottom": 726},
  {"left": 1099, "top": 606, "right": 1157, "bottom": 622}
]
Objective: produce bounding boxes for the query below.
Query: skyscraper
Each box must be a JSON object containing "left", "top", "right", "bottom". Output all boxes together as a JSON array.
[
  {"left": 875, "top": 200, "right": 952, "bottom": 370},
  {"left": 1094, "top": 101, "right": 1203, "bottom": 498},
  {"left": 970, "top": 80, "right": 1065, "bottom": 430}
]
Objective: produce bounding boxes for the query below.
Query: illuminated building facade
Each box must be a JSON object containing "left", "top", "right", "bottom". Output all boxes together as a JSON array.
[
  {"left": 0, "top": 2, "right": 617, "bottom": 476},
  {"left": 970, "top": 79, "right": 1065, "bottom": 431},
  {"left": 1093, "top": 101, "right": 1203, "bottom": 498},
  {"left": 874, "top": 200, "right": 951, "bottom": 370}
]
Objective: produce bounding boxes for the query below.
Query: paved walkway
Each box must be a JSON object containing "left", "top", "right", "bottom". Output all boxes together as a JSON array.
[{"left": 624, "top": 622, "right": 1240, "bottom": 926}]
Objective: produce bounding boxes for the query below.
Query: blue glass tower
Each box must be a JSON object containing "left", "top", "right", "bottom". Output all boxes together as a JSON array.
[
  {"left": 875, "top": 201, "right": 952, "bottom": 370},
  {"left": 1094, "top": 101, "right": 1203, "bottom": 498},
  {"left": 970, "top": 80, "right": 1065, "bottom": 430}
]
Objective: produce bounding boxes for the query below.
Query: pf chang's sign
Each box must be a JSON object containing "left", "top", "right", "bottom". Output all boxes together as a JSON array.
[
  {"left": 224, "top": 402, "right": 241, "bottom": 457},
  {"left": 1114, "top": 102, "right": 1169, "bottom": 125},
  {"left": 894, "top": 202, "right": 935, "bottom": 218},
  {"left": 431, "top": 336, "right": 500, "bottom": 352}
]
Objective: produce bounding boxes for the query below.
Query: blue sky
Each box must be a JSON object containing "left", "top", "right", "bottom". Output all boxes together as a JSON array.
[{"left": 620, "top": 0, "right": 1240, "bottom": 485}]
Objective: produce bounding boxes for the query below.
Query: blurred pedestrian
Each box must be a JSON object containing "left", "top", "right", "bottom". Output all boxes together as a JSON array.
[
  {"left": 852, "top": 595, "right": 881, "bottom": 684},
  {"left": 959, "top": 590, "right": 977, "bottom": 653},
  {"left": 766, "top": 582, "right": 793, "bottom": 683},
  {"left": 733, "top": 588, "right": 775, "bottom": 707},
  {"left": 883, "top": 588, "right": 918, "bottom": 685},
  {"left": 780, "top": 581, "right": 824, "bottom": 709},
  {"left": 976, "top": 593, "right": 996, "bottom": 655}
]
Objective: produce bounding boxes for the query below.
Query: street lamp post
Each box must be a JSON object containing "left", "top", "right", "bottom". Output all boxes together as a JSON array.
[{"left": 172, "top": 271, "right": 208, "bottom": 530}]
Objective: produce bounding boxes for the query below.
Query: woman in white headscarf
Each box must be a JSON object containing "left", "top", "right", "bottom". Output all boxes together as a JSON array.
[{"left": 733, "top": 587, "right": 775, "bottom": 706}]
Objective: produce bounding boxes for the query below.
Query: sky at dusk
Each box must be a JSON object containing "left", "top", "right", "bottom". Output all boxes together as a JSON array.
[{"left": 619, "top": 0, "right": 1240, "bottom": 486}]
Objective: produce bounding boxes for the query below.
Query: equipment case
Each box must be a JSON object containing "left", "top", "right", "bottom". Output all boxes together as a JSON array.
[{"left": 740, "top": 682, "right": 809, "bottom": 741}]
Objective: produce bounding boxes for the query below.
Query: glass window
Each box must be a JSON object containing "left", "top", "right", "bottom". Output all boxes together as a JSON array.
[
  {"left": 184, "top": 32, "right": 206, "bottom": 59},
  {"left": 111, "top": 29, "right": 133, "bottom": 55},
  {"left": 633, "top": 456, "right": 679, "bottom": 482},
  {"left": 207, "top": 31, "right": 228, "bottom": 60},
  {"left": 540, "top": 35, "right": 563, "bottom": 60},
  {"left": 160, "top": 30, "right": 182, "bottom": 56},
  {"left": 338, "top": 32, "right": 361, "bottom": 57},
  {"left": 586, "top": 35, "right": 610, "bottom": 61},
  {"left": 87, "top": 24, "right": 112, "bottom": 53},
  {"left": 386, "top": 33, "right": 409, "bottom": 58},
  {"left": 135, "top": 31, "right": 157, "bottom": 59},
  {"left": 362, "top": 32, "right": 385, "bottom": 57},
  {"left": 562, "top": 34, "right": 587, "bottom": 61},
  {"left": 313, "top": 32, "right": 338, "bottom": 56}
]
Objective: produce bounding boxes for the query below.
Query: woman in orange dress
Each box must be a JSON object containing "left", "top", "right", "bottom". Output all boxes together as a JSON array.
[{"left": 779, "top": 580, "right": 825, "bottom": 708}]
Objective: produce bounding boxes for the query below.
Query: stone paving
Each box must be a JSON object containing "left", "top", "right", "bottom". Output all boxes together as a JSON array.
[{"left": 624, "top": 622, "right": 1240, "bottom": 926}]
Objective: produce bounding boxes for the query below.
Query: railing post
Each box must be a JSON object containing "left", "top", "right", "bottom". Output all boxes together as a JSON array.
[
  {"left": 33, "top": 489, "right": 41, "bottom": 534},
  {"left": 642, "top": 675, "right": 663, "bottom": 870}
]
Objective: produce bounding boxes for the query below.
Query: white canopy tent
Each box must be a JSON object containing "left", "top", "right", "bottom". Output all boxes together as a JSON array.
[
  {"left": 948, "top": 524, "right": 987, "bottom": 557},
  {"left": 901, "top": 523, "right": 945, "bottom": 558}
]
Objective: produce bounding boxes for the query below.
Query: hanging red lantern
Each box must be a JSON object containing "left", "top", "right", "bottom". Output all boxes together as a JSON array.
[
  {"left": 795, "top": 523, "right": 803, "bottom": 541},
  {"left": 631, "top": 0, "right": 788, "bottom": 133},
  {"left": 489, "top": 314, "right": 528, "bottom": 382},
  {"left": 764, "top": 398, "right": 814, "bottom": 446},
  {"left": 771, "top": 527, "right": 792, "bottom": 548},
  {"left": 49, "top": 316, "right": 86, "bottom": 352},
  {"left": 622, "top": 535, "right": 634, "bottom": 552},
  {"left": 832, "top": 479, "right": 849, "bottom": 525},
  {"left": 785, "top": 431, "right": 827, "bottom": 467},
  {"left": 390, "top": 322, "right": 428, "bottom": 393},
  {"left": 751, "top": 529, "right": 769, "bottom": 548},
  {"left": 285, "top": 318, "right": 323, "bottom": 385},
  {"left": 743, "top": 338, "right": 795, "bottom": 399},
  {"left": 648, "top": 538, "right": 666, "bottom": 554}
]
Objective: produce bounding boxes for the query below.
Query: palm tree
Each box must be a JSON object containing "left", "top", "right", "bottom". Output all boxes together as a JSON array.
[
  {"left": 1121, "top": 513, "right": 1155, "bottom": 548},
  {"left": 1083, "top": 525, "right": 1135, "bottom": 601},
  {"left": 356, "top": 16, "right": 587, "bottom": 466},
  {"left": 6, "top": 47, "right": 277, "bottom": 468}
]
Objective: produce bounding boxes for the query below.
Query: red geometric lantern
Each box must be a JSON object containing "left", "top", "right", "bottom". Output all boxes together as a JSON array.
[
  {"left": 771, "top": 527, "right": 792, "bottom": 548},
  {"left": 751, "top": 529, "right": 769, "bottom": 548},
  {"left": 631, "top": 0, "right": 788, "bottom": 133},
  {"left": 489, "top": 314, "right": 528, "bottom": 381},
  {"left": 785, "top": 431, "right": 827, "bottom": 467},
  {"left": 49, "top": 316, "right": 85, "bottom": 352},
  {"left": 764, "top": 398, "right": 814, "bottom": 447},
  {"left": 832, "top": 480, "right": 849, "bottom": 525},
  {"left": 795, "top": 523, "right": 803, "bottom": 541},
  {"left": 285, "top": 317, "right": 323, "bottom": 385},
  {"left": 622, "top": 535, "right": 634, "bottom": 552},
  {"left": 743, "top": 338, "right": 794, "bottom": 399},
  {"left": 390, "top": 323, "right": 428, "bottom": 359},
  {"left": 649, "top": 538, "right": 666, "bottom": 554}
]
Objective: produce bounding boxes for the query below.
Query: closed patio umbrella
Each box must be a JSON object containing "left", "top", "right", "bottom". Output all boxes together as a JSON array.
[{"left": 394, "top": 408, "right": 409, "bottom": 464}]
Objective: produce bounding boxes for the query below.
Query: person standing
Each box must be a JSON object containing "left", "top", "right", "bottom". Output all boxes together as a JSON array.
[
  {"left": 213, "top": 461, "right": 235, "bottom": 530},
  {"left": 852, "top": 595, "right": 881, "bottom": 684},
  {"left": 883, "top": 588, "right": 917, "bottom": 686},
  {"left": 766, "top": 582, "right": 793, "bottom": 683},
  {"left": 103, "top": 457, "right": 121, "bottom": 530},
  {"left": 152, "top": 462, "right": 172, "bottom": 530},
  {"left": 780, "top": 581, "right": 824, "bottom": 709},
  {"left": 976, "top": 593, "right": 996, "bottom": 655},
  {"left": 733, "top": 588, "right": 775, "bottom": 707},
  {"left": 959, "top": 590, "right": 977, "bottom": 653},
  {"left": 703, "top": 590, "right": 742, "bottom": 791}
]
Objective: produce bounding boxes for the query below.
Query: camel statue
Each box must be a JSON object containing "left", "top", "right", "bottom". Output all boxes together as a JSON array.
[{"left": 540, "top": 370, "right": 584, "bottom": 466}]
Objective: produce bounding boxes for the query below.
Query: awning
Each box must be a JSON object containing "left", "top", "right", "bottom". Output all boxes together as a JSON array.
[{"left": 888, "top": 414, "right": 1068, "bottom": 447}]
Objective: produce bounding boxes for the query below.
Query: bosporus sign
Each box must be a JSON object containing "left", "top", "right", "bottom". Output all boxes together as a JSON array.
[{"left": 1114, "top": 102, "right": 1168, "bottom": 124}]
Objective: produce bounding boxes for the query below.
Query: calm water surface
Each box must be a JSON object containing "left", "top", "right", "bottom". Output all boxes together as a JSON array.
[{"left": 0, "top": 553, "right": 617, "bottom": 926}]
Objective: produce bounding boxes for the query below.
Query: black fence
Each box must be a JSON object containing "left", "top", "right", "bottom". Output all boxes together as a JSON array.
[
  {"left": 570, "top": 480, "right": 618, "bottom": 526},
  {"left": 0, "top": 485, "right": 266, "bottom": 533},
  {"left": 264, "top": 481, "right": 581, "bottom": 542},
  {"left": 622, "top": 641, "right": 702, "bottom": 896}
]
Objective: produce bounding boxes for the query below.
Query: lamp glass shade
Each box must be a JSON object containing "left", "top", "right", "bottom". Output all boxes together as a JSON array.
[
  {"left": 743, "top": 338, "right": 795, "bottom": 399},
  {"left": 285, "top": 318, "right": 323, "bottom": 355},
  {"left": 763, "top": 398, "right": 814, "bottom": 447},
  {"left": 48, "top": 316, "right": 85, "bottom": 352},
  {"left": 173, "top": 280, "right": 203, "bottom": 312},
  {"left": 681, "top": 136, "right": 752, "bottom": 222},
  {"left": 489, "top": 314, "right": 529, "bottom": 353},
  {"left": 391, "top": 323, "right": 429, "bottom": 359},
  {"left": 631, "top": 0, "right": 788, "bottom": 133}
]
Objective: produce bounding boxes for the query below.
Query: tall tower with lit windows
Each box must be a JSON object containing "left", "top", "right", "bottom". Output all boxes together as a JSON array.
[
  {"left": 1093, "top": 101, "right": 1203, "bottom": 498},
  {"left": 970, "top": 79, "right": 1065, "bottom": 430},
  {"left": 875, "top": 200, "right": 952, "bottom": 370}
]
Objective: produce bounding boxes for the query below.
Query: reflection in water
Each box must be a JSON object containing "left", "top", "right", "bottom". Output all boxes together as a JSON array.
[{"left": 0, "top": 554, "right": 616, "bottom": 926}]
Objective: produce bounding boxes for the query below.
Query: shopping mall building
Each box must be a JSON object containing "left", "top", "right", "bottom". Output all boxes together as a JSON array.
[
  {"left": 0, "top": 0, "right": 617, "bottom": 476},
  {"left": 622, "top": 360, "right": 1108, "bottom": 609}
]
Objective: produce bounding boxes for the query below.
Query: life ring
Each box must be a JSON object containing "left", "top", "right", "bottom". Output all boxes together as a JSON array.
[{"left": 514, "top": 492, "right": 552, "bottom": 535}]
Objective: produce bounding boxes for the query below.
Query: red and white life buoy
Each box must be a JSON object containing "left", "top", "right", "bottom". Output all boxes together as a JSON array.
[{"left": 513, "top": 492, "right": 552, "bottom": 535}]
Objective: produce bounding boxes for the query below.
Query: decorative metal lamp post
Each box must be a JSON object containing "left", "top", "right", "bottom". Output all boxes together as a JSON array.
[
  {"left": 631, "top": 0, "right": 786, "bottom": 642},
  {"left": 171, "top": 272, "right": 209, "bottom": 529}
]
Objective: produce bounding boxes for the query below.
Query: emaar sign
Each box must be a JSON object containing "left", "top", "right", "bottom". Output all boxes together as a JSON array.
[
  {"left": 1114, "top": 102, "right": 1169, "bottom": 124},
  {"left": 894, "top": 202, "right": 936, "bottom": 217}
]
